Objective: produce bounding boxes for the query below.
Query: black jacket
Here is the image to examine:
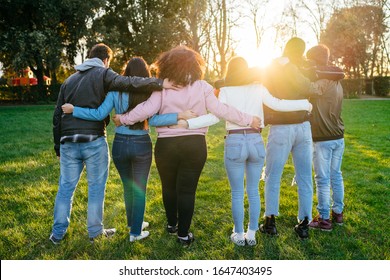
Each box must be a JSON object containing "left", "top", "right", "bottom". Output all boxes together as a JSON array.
[{"left": 53, "top": 58, "right": 164, "bottom": 156}]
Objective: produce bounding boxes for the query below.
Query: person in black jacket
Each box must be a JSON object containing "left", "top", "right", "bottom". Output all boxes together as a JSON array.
[{"left": 49, "top": 43, "right": 177, "bottom": 245}]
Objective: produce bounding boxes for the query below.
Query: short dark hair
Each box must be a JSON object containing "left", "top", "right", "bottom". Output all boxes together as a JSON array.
[
  {"left": 283, "top": 37, "right": 306, "bottom": 62},
  {"left": 306, "top": 44, "right": 330, "bottom": 66},
  {"left": 88, "top": 43, "right": 113, "bottom": 62}
]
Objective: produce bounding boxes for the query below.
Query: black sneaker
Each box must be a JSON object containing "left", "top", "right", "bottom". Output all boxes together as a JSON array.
[
  {"left": 166, "top": 224, "right": 178, "bottom": 235},
  {"left": 259, "top": 215, "right": 278, "bottom": 236},
  {"left": 294, "top": 217, "right": 309, "bottom": 240},
  {"left": 177, "top": 232, "right": 195, "bottom": 247},
  {"left": 89, "top": 228, "right": 116, "bottom": 243},
  {"left": 49, "top": 234, "right": 62, "bottom": 245}
]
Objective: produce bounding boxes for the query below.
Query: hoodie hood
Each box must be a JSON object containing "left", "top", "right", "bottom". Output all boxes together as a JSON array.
[{"left": 75, "top": 57, "right": 105, "bottom": 72}]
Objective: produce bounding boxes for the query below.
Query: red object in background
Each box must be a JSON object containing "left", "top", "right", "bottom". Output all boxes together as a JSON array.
[
  {"left": 12, "top": 77, "right": 21, "bottom": 86},
  {"left": 29, "top": 78, "right": 38, "bottom": 85}
]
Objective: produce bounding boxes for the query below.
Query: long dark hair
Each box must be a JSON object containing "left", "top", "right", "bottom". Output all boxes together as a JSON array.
[
  {"left": 224, "top": 56, "right": 261, "bottom": 86},
  {"left": 120, "top": 57, "right": 152, "bottom": 130}
]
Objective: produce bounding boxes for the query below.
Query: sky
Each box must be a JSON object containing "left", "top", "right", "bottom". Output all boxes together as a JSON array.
[{"left": 234, "top": 0, "right": 319, "bottom": 68}]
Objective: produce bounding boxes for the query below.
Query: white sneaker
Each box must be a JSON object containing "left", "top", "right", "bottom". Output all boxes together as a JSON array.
[
  {"left": 245, "top": 230, "right": 257, "bottom": 246},
  {"left": 142, "top": 221, "right": 149, "bottom": 230},
  {"left": 230, "top": 233, "right": 245, "bottom": 246},
  {"left": 129, "top": 231, "right": 150, "bottom": 242}
]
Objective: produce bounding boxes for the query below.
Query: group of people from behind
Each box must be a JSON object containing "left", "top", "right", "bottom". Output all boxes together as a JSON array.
[{"left": 50, "top": 37, "right": 345, "bottom": 248}]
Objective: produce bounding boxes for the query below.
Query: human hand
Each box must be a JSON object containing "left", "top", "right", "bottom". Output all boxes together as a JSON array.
[
  {"left": 178, "top": 110, "right": 198, "bottom": 120},
  {"left": 62, "top": 103, "right": 74, "bottom": 114},
  {"left": 169, "top": 119, "right": 189, "bottom": 129},
  {"left": 112, "top": 114, "right": 123, "bottom": 126},
  {"left": 250, "top": 116, "right": 261, "bottom": 130},
  {"left": 163, "top": 78, "right": 182, "bottom": 90}
]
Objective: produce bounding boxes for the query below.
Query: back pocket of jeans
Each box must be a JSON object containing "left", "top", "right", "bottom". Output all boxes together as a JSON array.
[{"left": 225, "top": 143, "right": 243, "bottom": 161}]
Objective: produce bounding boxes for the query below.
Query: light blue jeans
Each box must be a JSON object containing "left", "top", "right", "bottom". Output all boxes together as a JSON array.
[
  {"left": 224, "top": 133, "right": 265, "bottom": 234},
  {"left": 313, "top": 138, "right": 345, "bottom": 219},
  {"left": 264, "top": 122, "right": 313, "bottom": 221},
  {"left": 51, "top": 137, "right": 109, "bottom": 239}
]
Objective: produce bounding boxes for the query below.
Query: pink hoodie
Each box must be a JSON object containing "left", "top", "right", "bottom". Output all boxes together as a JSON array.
[{"left": 119, "top": 80, "right": 253, "bottom": 138}]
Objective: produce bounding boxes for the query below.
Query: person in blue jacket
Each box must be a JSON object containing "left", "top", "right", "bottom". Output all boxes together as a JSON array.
[{"left": 62, "top": 57, "right": 195, "bottom": 242}]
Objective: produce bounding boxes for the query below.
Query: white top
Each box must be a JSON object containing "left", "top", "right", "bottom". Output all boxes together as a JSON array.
[{"left": 187, "top": 83, "right": 312, "bottom": 130}]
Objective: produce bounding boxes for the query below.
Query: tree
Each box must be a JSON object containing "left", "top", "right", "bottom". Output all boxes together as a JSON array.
[
  {"left": 321, "top": 4, "right": 387, "bottom": 78},
  {"left": 0, "top": 0, "right": 104, "bottom": 90},
  {"left": 296, "top": 0, "right": 341, "bottom": 42},
  {"left": 87, "top": 0, "right": 189, "bottom": 71},
  {"left": 206, "top": 0, "right": 239, "bottom": 78}
]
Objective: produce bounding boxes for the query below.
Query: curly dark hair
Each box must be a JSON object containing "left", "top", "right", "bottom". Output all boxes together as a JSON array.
[
  {"left": 154, "top": 45, "right": 205, "bottom": 86},
  {"left": 120, "top": 57, "right": 152, "bottom": 130}
]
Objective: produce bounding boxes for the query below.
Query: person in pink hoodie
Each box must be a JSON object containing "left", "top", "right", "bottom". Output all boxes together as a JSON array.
[{"left": 113, "top": 45, "right": 260, "bottom": 246}]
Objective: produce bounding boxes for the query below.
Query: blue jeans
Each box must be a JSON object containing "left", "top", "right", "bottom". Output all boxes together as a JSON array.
[
  {"left": 264, "top": 122, "right": 313, "bottom": 221},
  {"left": 112, "top": 133, "right": 152, "bottom": 236},
  {"left": 313, "top": 138, "right": 345, "bottom": 219},
  {"left": 51, "top": 137, "right": 109, "bottom": 239},
  {"left": 224, "top": 134, "right": 265, "bottom": 234}
]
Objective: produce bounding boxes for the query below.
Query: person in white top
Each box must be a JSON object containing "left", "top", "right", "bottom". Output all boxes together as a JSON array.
[{"left": 176, "top": 57, "right": 312, "bottom": 246}]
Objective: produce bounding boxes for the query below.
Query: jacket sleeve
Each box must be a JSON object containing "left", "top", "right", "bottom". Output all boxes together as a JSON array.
[
  {"left": 53, "top": 84, "right": 66, "bottom": 157},
  {"left": 148, "top": 113, "right": 178, "bottom": 127},
  {"left": 104, "top": 68, "right": 163, "bottom": 92},
  {"left": 73, "top": 92, "right": 115, "bottom": 121},
  {"left": 316, "top": 66, "right": 345, "bottom": 81},
  {"left": 284, "top": 62, "right": 321, "bottom": 97},
  {"left": 262, "top": 86, "right": 311, "bottom": 112}
]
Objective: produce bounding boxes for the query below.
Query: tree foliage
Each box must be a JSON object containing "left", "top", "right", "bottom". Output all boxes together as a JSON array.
[
  {"left": 321, "top": 4, "right": 387, "bottom": 78},
  {"left": 88, "top": 0, "right": 189, "bottom": 71},
  {"left": 0, "top": 0, "right": 104, "bottom": 86}
]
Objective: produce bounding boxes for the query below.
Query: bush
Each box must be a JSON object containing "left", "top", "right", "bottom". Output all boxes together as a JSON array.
[
  {"left": 0, "top": 83, "right": 61, "bottom": 103},
  {"left": 373, "top": 76, "right": 390, "bottom": 96},
  {"left": 365, "top": 79, "right": 374, "bottom": 95},
  {"left": 340, "top": 79, "right": 364, "bottom": 98}
]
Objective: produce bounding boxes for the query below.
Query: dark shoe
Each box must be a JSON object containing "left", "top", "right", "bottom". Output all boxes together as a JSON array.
[
  {"left": 309, "top": 215, "right": 332, "bottom": 231},
  {"left": 166, "top": 224, "right": 178, "bottom": 235},
  {"left": 259, "top": 215, "right": 278, "bottom": 236},
  {"left": 49, "top": 234, "right": 62, "bottom": 245},
  {"left": 177, "top": 232, "right": 195, "bottom": 247},
  {"left": 294, "top": 217, "right": 309, "bottom": 240},
  {"left": 332, "top": 210, "right": 344, "bottom": 225},
  {"left": 89, "top": 228, "right": 116, "bottom": 243}
]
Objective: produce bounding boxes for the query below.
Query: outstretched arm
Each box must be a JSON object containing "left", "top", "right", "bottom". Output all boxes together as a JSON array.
[
  {"left": 115, "top": 91, "right": 162, "bottom": 126},
  {"left": 62, "top": 92, "right": 115, "bottom": 121},
  {"left": 261, "top": 86, "right": 312, "bottom": 112}
]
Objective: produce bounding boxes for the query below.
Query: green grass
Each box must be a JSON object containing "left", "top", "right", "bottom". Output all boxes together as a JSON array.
[{"left": 0, "top": 100, "right": 389, "bottom": 260}]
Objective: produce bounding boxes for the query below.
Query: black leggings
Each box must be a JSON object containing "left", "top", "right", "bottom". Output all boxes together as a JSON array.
[{"left": 154, "top": 135, "right": 207, "bottom": 237}]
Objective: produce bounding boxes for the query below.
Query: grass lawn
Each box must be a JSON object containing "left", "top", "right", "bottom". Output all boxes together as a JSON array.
[{"left": 0, "top": 100, "right": 389, "bottom": 260}]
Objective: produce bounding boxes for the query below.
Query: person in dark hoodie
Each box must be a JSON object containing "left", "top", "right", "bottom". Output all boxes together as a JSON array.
[
  {"left": 305, "top": 44, "right": 346, "bottom": 232},
  {"left": 49, "top": 43, "right": 177, "bottom": 245}
]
